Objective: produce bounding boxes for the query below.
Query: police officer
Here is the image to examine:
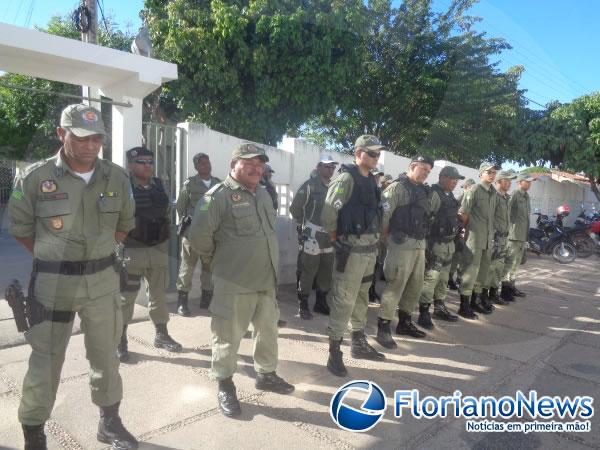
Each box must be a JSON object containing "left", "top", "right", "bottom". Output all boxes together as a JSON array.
[
  {"left": 416, "top": 166, "right": 463, "bottom": 330},
  {"left": 118, "top": 147, "right": 182, "bottom": 362},
  {"left": 375, "top": 156, "right": 434, "bottom": 349},
  {"left": 488, "top": 170, "right": 517, "bottom": 305},
  {"left": 503, "top": 173, "right": 535, "bottom": 298},
  {"left": 260, "top": 164, "right": 278, "bottom": 210},
  {"left": 322, "top": 135, "right": 386, "bottom": 377},
  {"left": 8, "top": 104, "right": 138, "bottom": 449},
  {"left": 457, "top": 162, "right": 499, "bottom": 318},
  {"left": 290, "top": 154, "right": 338, "bottom": 319},
  {"left": 448, "top": 178, "right": 475, "bottom": 290},
  {"left": 175, "top": 153, "right": 220, "bottom": 314},
  {"left": 189, "top": 143, "right": 294, "bottom": 418}
]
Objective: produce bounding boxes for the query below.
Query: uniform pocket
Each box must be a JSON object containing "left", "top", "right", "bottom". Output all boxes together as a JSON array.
[
  {"left": 231, "top": 206, "right": 259, "bottom": 236},
  {"left": 35, "top": 199, "right": 73, "bottom": 232},
  {"left": 99, "top": 197, "right": 121, "bottom": 230}
]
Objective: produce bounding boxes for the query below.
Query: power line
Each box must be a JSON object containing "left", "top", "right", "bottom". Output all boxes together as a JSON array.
[
  {"left": 523, "top": 96, "right": 547, "bottom": 109},
  {"left": 12, "top": 0, "right": 25, "bottom": 24},
  {"left": 96, "top": 0, "right": 110, "bottom": 33},
  {"left": 23, "top": 0, "right": 35, "bottom": 27}
]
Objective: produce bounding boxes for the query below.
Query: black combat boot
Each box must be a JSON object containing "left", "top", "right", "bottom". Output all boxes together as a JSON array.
[
  {"left": 327, "top": 338, "right": 347, "bottom": 377},
  {"left": 313, "top": 289, "right": 330, "bottom": 315},
  {"left": 217, "top": 377, "right": 241, "bottom": 417},
  {"left": 22, "top": 424, "right": 47, "bottom": 450},
  {"left": 154, "top": 323, "right": 183, "bottom": 352},
  {"left": 255, "top": 372, "right": 295, "bottom": 394},
  {"left": 177, "top": 290, "right": 191, "bottom": 317},
  {"left": 375, "top": 318, "right": 397, "bottom": 349},
  {"left": 489, "top": 287, "right": 507, "bottom": 305},
  {"left": 368, "top": 282, "right": 381, "bottom": 303},
  {"left": 199, "top": 289, "right": 213, "bottom": 309},
  {"left": 116, "top": 325, "right": 129, "bottom": 362},
  {"left": 511, "top": 283, "right": 526, "bottom": 297},
  {"left": 351, "top": 330, "right": 385, "bottom": 360},
  {"left": 447, "top": 276, "right": 459, "bottom": 291},
  {"left": 479, "top": 289, "right": 495, "bottom": 313},
  {"left": 433, "top": 299, "right": 459, "bottom": 321},
  {"left": 296, "top": 294, "right": 313, "bottom": 320},
  {"left": 417, "top": 303, "right": 434, "bottom": 330},
  {"left": 470, "top": 292, "right": 491, "bottom": 315},
  {"left": 97, "top": 402, "right": 138, "bottom": 449},
  {"left": 501, "top": 282, "right": 515, "bottom": 302},
  {"left": 396, "top": 310, "right": 426, "bottom": 338},
  {"left": 458, "top": 294, "right": 478, "bottom": 320}
]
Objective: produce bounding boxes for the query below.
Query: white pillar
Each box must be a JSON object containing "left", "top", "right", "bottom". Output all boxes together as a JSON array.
[{"left": 109, "top": 96, "right": 143, "bottom": 167}]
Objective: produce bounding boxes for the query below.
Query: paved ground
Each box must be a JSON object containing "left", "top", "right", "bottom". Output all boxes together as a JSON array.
[{"left": 0, "top": 228, "right": 599, "bottom": 449}]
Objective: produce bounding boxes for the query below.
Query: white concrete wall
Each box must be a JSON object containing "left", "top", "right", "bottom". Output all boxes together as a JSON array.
[{"left": 177, "top": 122, "right": 599, "bottom": 284}]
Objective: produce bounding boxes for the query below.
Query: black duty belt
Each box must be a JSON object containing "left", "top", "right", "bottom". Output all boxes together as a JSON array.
[
  {"left": 349, "top": 244, "right": 378, "bottom": 253},
  {"left": 33, "top": 255, "right": 115, "bottom": 276}
]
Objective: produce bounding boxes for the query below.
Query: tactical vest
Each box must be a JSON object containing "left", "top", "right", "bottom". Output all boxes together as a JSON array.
[
  {"left": 389, "top": 174, "right": 432, "bottom": 241},
  {"left": 337, "top": 164, "right": 381, "bottom": 236},
  {"left": 429, "top": 184, "right": 460, "bottom": 242},
  {"left": 126, "top": 177, "right": 170, "bottom": 247}
]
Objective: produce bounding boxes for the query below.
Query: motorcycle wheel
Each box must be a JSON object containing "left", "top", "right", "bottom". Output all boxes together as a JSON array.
[
  {"left": 573, "top": 236, "right": 594, "bottom": 258},
  {"left": 551, "top": 241, "right": 577, "bottom": 264}
]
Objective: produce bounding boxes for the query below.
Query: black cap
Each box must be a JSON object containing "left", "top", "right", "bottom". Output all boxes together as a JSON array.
[
  {"left": 411, "top": 155, "right": 434, "bottom": 167},
  {"left": 126, "top": 146, "right": 153, "bottom": 161}
]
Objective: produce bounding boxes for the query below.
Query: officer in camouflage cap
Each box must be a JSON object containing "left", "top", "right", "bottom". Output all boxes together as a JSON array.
[
  {"left": 487, "top": 169, "right": 517, "bottom": 305},
  {"left": 457, "top": 162, "right": 499, "bottom": 319},
  {"left": 189, "top": 143, "right": 294, "bottom": 418},
  {"left": 321, "top": 135, "right": 386, "bottom": 377},
  {"left": 175, "top": 152, "right": 221, "bottom": 314},
  {"left": 8, "top": 104, "right": 138, "bottom": 449}
]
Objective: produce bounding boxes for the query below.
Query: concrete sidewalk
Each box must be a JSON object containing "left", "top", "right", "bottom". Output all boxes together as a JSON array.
[{"left": 0, "top": 252, "right": 599, "bottom": 449}]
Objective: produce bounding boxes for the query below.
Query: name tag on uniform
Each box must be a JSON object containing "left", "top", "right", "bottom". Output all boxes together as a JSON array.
[
  {"left": 40, "top": 193, "right": 69, "bottom": 201},
  {"left": 232, "top": 202, "right": 251, "bottom": 208}
]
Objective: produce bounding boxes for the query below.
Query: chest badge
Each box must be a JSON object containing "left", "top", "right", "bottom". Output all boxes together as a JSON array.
[
  {"left": 40, "top": 180, "right": 57, "bottom": 193},
  {"left": 50, "top": 217, "right": 64, "bottom": 230},
  {"left": 231, "top": 193, "right": 242, "bottom": 202}
]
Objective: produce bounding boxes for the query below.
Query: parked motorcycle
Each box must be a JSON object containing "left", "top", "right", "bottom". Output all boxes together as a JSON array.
[
  {"left": 528, "top": 209, "right": 577, "bottom": 264},
  {"left": 574, "top": 207, "right": 600, "bottom": 256},
  {"left": 556, "top": 204, "right": 596, "bottom": 258}
]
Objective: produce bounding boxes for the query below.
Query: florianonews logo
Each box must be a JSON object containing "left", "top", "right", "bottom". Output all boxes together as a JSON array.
[{"left": 330, "top": 380, "right": 387, "bottom": 432}]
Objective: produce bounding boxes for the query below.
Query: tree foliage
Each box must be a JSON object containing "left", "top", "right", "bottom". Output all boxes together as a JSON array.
[
  {"left": 143, "top": 0, "right": 369, "bottom": 146},
  {"left": 0, "top": 15, "right": 134, "bottom": 160}
]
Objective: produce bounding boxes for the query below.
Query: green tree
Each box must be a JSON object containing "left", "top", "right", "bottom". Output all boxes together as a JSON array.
[
  {"left": 0, "top": 15, "right": 134, "bottom": 160},
  {"left": 142, "top": 0, "right": 368, "bottom": 146}
]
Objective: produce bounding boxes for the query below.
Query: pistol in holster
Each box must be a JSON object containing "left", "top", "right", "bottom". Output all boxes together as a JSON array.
[
  {"left": 177, "top": 216, "right": 192, "bottom": 237},
  {"left": 333, "top": 240, "right": 352, "bottom": 273},
  {"left": 4, "top": 277, "right": 62, "bottom": 332},
  {"left": 425, "top": 245, "right": 437, "bottom": 272}
]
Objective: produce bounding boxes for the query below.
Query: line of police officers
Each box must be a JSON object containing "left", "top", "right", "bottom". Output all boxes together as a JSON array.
[{"left": 8, "top": 104, "right": 534, "bottom": 449}]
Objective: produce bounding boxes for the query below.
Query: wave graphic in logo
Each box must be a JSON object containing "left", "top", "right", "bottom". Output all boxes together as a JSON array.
[{"left": 330, "top": 380, "right": 387, "bottom": 432}]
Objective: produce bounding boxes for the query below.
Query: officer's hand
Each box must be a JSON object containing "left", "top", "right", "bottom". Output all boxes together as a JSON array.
[
  {"left": 114, "top": 231, "right": 128, "bottom": 244},
  {"left": 330, "top": 231, "right": 337, "bottom": 242}
]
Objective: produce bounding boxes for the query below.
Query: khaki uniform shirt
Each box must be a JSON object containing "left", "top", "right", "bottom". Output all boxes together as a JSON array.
[
  {"left": 494, "top": 191, "right": 510, "bottom": 236},
  {"left": 381, "top": 180, "right": 431, "bottom": 250},
  {"left": 508, "top": 188, "right": 531, "bottom": 241},
  {"left": 290, "top": 176, "right": 330, "bottom": 249},
  {"left": 8, "top": 151, "right": 135, "bottom": 300},
  {"left": 460, "top": 182, "right": 497, "bottom": 250},
  {"left": 189, "top": 175, "right": 278, "bottom": 294},
  {"left": 321, "top": 168, "right": 379, "bottom": 246},
  {"left": 176, "top": 174, "right": 221, "bottom": 219}
]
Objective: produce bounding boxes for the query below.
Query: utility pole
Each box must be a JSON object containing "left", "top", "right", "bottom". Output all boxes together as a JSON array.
[{"left": 81, "top": 0, "right": 97, "bottom": 105}]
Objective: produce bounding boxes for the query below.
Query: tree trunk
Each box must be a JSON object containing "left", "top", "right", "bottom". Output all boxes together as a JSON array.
[{"left": 589, "top": 175, "right": 600, "bottom": 203}]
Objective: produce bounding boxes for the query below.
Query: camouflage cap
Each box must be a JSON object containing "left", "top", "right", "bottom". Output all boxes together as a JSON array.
[
  {"left": 516, "top": 172, "right": 536, "bottom": 182},
  {"left": 462, "top": 178, "right": 476, "bottom": 187},
  {"left": 354, "top": 135, "right": 386, "bottom": 151},
  {"left": 193, "top": 152, "right": 210, "bottom": 164},
  {"left": 439, "top": 165, "right": 465, "bottom": 180},
  {"left": 496, "top": 170, "right": 517, "bottom": 180},
  {"left": 479, "top": 161, "right": 500, "bottom": 173},
  {"left": 232, "top": 143, "right": 269, "bottom": 162},
  {"left": 60, "top": 104, "right": 106, "bottom": 137}
]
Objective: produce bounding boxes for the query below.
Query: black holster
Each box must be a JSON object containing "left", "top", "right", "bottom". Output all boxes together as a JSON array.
[
  {"left": 177, "top": 216, "right": 192, "bottom": 236},
  {"left": 334, "top": 240, "right": 352, "bottom": 273}
]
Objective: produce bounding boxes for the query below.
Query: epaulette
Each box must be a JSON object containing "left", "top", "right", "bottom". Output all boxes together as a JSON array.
[
  {"left": 205, "top": 181, "right": 225, "bottom": 197},
  {"left": 20, "top": 158, "right": 51, "bottom": 178}
]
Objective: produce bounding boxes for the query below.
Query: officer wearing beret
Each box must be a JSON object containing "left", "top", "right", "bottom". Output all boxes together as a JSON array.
[
  {"left": 376, "top": 155, "right": 435, "bottom": 348},
  {"left": 321, "top": 135, "right": 386, "bottom": 377},
  {"left": 189, "top": 143, "right": 294, "bottom": 418},
  {"left": 290, "top": 154, "right": 338, "bottom": 319},
  {"left": 488, "top": 170, "right": 517, "bottom": 305},
  {"left": 503, "top": 173, "right": 536, "bottom": 298},
  {"left": 8, "top": 104, "right": 138, "bottom": 449},
  {"left": 416, "top": 166, "right": 463, "bottom": 329},
  {"left": 457, "top": 162, "right": 499, "bottom": 318},
  {"left": 118, "top": 147, "right": 183, "bottom": 362},
  {"left": 175, "top": 152, "right": 221, "bottom": 314}
]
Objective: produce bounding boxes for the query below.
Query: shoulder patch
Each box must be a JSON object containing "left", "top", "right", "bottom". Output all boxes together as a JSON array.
[{"left": 21, "top": 159, "right": 51, "bottom": 178}]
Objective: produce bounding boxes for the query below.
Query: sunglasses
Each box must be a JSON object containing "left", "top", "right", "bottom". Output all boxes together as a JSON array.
[
  {"left": 366, "top": 150, "right": 381, "bottom": 159},
  {"left": 133, "top": 159, "right": 155, "bottom": 165}
]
